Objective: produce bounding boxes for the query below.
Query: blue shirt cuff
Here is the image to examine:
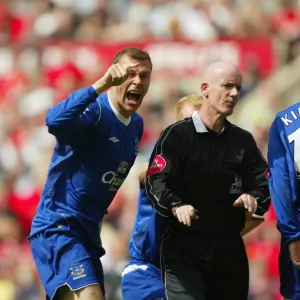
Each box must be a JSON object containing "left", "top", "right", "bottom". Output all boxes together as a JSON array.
[{"left": 87, "top": 86, "right": 99, "bottom": 101}]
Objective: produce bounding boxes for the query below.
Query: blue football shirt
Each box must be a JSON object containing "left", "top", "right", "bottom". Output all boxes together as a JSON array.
[
  {"left": 30, "top": 87, "right": 143, "bottom": 245},
  {"left": 128, "top": 186, "right": 169, "bottom": 267},
  {"left": 268, "top": 102, "right": 300, "bottom": 243}
]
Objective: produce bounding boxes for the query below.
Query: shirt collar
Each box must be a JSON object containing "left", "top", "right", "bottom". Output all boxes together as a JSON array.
[
  {"left": 192, "top": 111, "right": 226, "bottom": 134},
  {"left": 107, "top": 91, "right": 131, "bottom": 126},
  {"left": 192, "top": 111, "right": 208, "bottom": 133}
]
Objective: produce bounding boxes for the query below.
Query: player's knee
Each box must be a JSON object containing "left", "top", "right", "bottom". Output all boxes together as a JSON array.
[
  {"left": 75, "top": 284, "right": 104, "bottom": 300},
  {"left": 56, "top": 284, "right": 104, "bottom": 300},
  {"left": 56, "top": 285, "right": 74, "bottom": 300}
]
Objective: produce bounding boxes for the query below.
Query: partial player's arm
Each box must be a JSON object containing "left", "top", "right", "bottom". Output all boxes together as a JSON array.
[
  {"left": 138, "top": 162, "right": 149, "bottom": 186},
  {"left": 240, "top": 214, "right": 265, "bottom": 236},
  {"left": 46, "top": 87, "right": 100, "bottom": 137},
  {"left": 46, "top": 62, "right": 139, "bottom": 139},
  {"left": 268, "top": 118, "right": 300, "bottom": 244}
]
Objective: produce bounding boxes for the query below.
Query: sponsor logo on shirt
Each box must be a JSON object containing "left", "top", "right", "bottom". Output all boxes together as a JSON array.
[
  {"left": 148, "top": 155, "right": 166, "bottom": 176},
  {"left": 102, "top": 161, "right": 129, "bottom": 192}
]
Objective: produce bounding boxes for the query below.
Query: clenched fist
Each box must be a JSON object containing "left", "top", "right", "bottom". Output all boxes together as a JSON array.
[{"left": 92, "top": 62, "right": 139, "bottom": 94}]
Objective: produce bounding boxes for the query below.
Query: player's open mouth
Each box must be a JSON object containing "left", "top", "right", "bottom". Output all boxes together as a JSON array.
[{"left": 127, "top": 91, "right": 141, "bottom": 103}]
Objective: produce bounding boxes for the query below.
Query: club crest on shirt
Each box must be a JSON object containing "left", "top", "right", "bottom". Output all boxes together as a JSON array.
[
  {"left": 117, "top": 161, "right": 129, "bottom": 174},
  {"left": 70, "top": 263, "right": 86, "bottom": 280},
  {"left": 148, "top": 155, "right": 166, "bottom": 176}
]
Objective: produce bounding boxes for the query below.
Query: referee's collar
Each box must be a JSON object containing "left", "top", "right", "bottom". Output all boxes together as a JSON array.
[
  {"left": 192, "top": 111, "right": 226, "bottom": 134},
  {"left": 192, "top": 111, "right": 208, "bottom": 133}
]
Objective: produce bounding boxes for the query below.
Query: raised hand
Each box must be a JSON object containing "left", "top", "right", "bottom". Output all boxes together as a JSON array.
[
  {"left": 102, "top": 62, "right": 139, "bottom": 87},
  {"left": 92, "top": 62, "right": 139, "bottom": 94}
]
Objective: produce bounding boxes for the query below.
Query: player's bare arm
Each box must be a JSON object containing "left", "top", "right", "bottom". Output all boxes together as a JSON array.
[
  {"left": 240, "top": 215, "right": 264, "bottom": 236},
  {"left": 138, "top": 162, "right": 149, "bottom": 185}
]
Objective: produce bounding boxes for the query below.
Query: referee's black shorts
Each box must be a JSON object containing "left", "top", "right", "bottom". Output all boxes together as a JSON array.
[{"left": 161, "top": 228, "right": 249, "bottom": 300}]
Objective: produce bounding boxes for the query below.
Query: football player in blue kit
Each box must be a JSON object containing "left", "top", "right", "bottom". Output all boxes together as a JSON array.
[
  {"left": 268, "top": 102, "right": 300, "bottom": 300},
  {"left": 29, "top": 47, "right": 152, "bottom": 300}
]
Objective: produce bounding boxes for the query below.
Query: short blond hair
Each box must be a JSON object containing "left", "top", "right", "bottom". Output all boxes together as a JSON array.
[{"left": 175, "top": 94, "right": 202, "bottom": 121}]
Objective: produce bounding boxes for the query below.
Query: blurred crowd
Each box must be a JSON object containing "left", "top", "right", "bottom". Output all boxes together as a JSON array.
[{"left": 2, "top": 0, "right": 300, "bottom": 299}]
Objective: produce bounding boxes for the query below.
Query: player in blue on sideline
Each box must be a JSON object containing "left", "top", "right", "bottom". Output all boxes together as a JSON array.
[
  {"left": 28, "top": 47, "right": 152, "bottom": 300},
  {"left": 268, "top": 102, "right": 300, "bottom": 300},
  {"left": 121, "top": 95, "right": 202, "bottom": 300}
]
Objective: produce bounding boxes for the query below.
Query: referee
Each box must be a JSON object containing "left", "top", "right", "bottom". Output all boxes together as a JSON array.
[{"left": 145, "top": 61, "right": 270, "bottom": 300}]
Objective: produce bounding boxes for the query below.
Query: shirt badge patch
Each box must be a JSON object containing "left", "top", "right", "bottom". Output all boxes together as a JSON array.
[
  {"left": 148, "top": 155, "right": 166, "bottom": 176},
  {"left": 265, "top": 169, "right": 270, "bottom": 179},
  {"left": 70, "top": 263, "right": 86, "bottom": 280}
]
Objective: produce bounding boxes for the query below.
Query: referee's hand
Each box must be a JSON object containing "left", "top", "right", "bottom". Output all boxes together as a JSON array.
[
  {"left": 172, "top": 205, "right": 199, "bottom": 227},
  {"left": 233, "top": 193, "right": 257, "bottom": 215}
]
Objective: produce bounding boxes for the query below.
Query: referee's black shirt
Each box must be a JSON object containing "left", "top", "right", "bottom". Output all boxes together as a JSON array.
[{"left": 145, "top": 111, "right": 270, "bottom": 234}]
